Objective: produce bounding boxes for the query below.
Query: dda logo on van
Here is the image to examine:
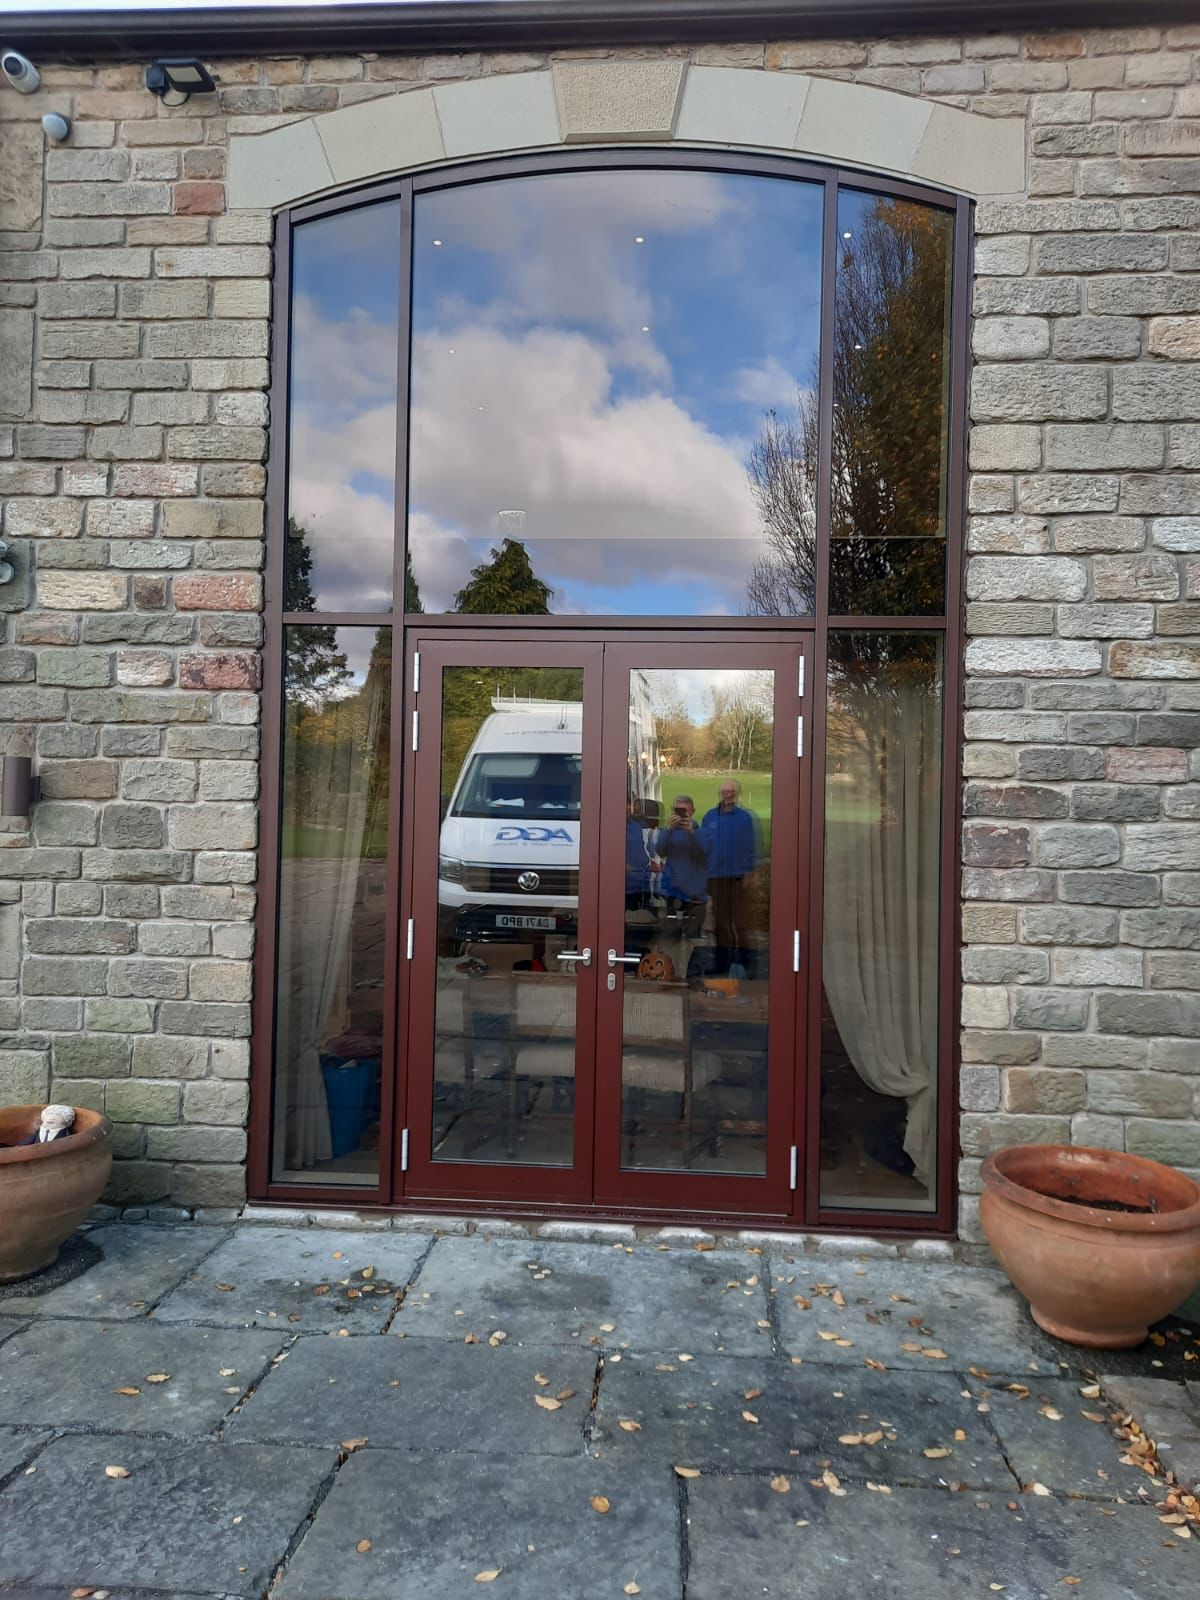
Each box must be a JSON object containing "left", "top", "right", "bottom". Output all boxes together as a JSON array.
[{"left": 494, "top": 826, "right": 573, "bottom": 844}]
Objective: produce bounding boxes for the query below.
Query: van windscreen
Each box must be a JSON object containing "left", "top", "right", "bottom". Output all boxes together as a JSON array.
[{"left": 453, "top": 753, "right": 582, "bottom": 819}]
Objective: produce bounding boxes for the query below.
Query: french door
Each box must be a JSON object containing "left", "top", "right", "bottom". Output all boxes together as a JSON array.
[{"left": 399, "top": 635, "right": 812, "bottom": 1217}]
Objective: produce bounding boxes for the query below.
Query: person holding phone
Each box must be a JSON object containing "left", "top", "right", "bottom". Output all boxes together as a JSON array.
[{"left": 653, "top": 794, "right": 710, "bottom": 938}]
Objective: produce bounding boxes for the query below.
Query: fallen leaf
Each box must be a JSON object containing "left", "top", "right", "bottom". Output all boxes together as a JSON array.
[
  {"left": 219, "top": 1368, "right": 236, "bottom": 1377},
  {"left": 817, "top": 1331, "right": 839, "bottom": 1342},
  {"left": 1028, "top": 1483, "right": 1052, "bottom": 1497},
  {"left": 489, "top": 1331, "right": 507, "bottom": 1347},
  {"left": 556, "top": 1388, "right": 576, "bottom": 1401},
  {"left": 356, "top": 1539, "right": 371, "bottom": 1554},
  {"left": 1039, "top": 1406, "right": 1063, "bottom": 1422},
  {"left": 744, "top": 1388, "right": 763, "bottom": 1401},
  {"left": 838, "top": 1433, "right": 864, "bottom": 1446},
  {"left": 674, "top": 1466, "right": 701, "bottom": 1478},
  {"left": 362, "top": 1266, "right": 375, "bottom": 1279},
  {"left": 865, "top": 1358, "right": 888, "bottom": 1372},
  {"left": 770, "top": 1475, "right": 791, "bottom": 1493},
  {"left": 599, "top": 1323, "right": 616, "bottom": 1333},
  {"left": 954, "top": 1430, "right": 967, "bottom": 1442},
  {"left": 216, "top": 1284, "right": 235, "bottom": 1293},
  {"left": 590, "top": 1495, "right": 611, "bottom": 1514},
  {"left": 1080, "top": 1384, "right": 1100, "bottom": 1399},
  {"left": 474, "top": 1571, "right": 501, "bottom": 1584},
  {"left": 1081, "top": 1410, "right": 1107, "bottom": 1423},
  {"left": 313, "top": 1285, "right": 330, "bottom": 1296},
  {"left": 533, "top": 1373, "right": 550, "bottom": 1386},
  {"left": 793, "top": 1295, "right": 812, "bottom": 1310},
  {"left": 112, "top": 1387, "right": 140, "bottom": 1397},
  {"left": 922, "top": 1348, "right": 949, "bottom": 1361},
  {"left": 145, "top": 1374, "right": 170, "bottom": 1384},
  {"left": 742, "top": 1410, "right": 759, "bottom": 1425},
  {"left": 341, "top": 1438, "right": 369, "bottom": 1452},
  {"left": 924, "top": 1447, "right": 952, "bottom": 1459},
  {"left": 104, "top": 1466, "right": 130, "bottom": 1479},
  {"left": 534, "top": 1396, "right": 562, "bottom": 1411},
  {"left": 624, "top": 1585, "right": 642, "bottom": 1595},
  {"left": 332, "top": 1251, "right": 345, "bottom": 1260},
  {"left": 72, "top": 1590, "right": 95, "bottom": 1598},
  {"left": 821, "top": 1469, "right": 846, "bottom": 1497},
  {"left": 619, "top": 1420, "right": 642, "bottom": 1432}
]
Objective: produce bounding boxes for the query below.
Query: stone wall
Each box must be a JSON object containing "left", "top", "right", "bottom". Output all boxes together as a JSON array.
[{"left": 0, "top": 25, "right": 1198, "bottom": 1228}]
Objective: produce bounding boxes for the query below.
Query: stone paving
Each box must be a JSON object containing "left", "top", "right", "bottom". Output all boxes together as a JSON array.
[{"left": 0, "top": 1221, "right": 1197, "bottom": 1599}]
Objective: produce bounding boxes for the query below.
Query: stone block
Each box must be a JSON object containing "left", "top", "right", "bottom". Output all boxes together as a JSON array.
[
  {"left": 1125, "top": 1120, "right": 1200, "bottom": 1167},
  {"left": 971, "top": 365, "right": 1107, "bottom": 422},
  {"left": 1073, "top": 784, "right": 1160, "bottom": 822},
  {"left": 1096, "top": 991, "right": 1200, "bottom": 1039},
  {"left": 146, "top": 1123, "right": 247, "bottom": 1163},
  {"left": 965, "top": 638, "right": 1100, "bottom": 677},
  {"left": 435, "top": 70, "right": 559, "bottom": 159},
  {"left": 36, "top": 571, "right": 127, "bottom": 611},
  {"left": 86, "top": 998, "right": 155, "bottom": 1033},
  {"left": 554, "top": 59, "right": 685, "bottom": 141},
  {"left": 159, "top": 1001, "right": 252, "bottom": 1038},
  {"left": 32, "top": 803, "right": 99, "bottom": 848},
  {"left": 1004, "top": 1068, "right": 1086, "bottom": 1115},
  {"left": 0, "top": 1048, "right": 49, "bottom": 1104},
  {"left": 966, "top": 557, "right": 1087, "bottom": 602},
  {"left": 106, "top": 1078, "right": 182, "bottom": 1124},
  {"left": 100, "top": 803, "right": 166, "bottom": 850},
  {"left": 1035, "top": 823, "right": 1121, "bottom": 869},
  {"left": 182, "top": 1078, "right": 249, "bottom": 1125},
  {"left": 676, "top": 63, "right": 809, "bottom": 148},
  {"left": 167, "top": 803, "right": 257, "bottom": 852},
  {"left": 1124, "top": 824, "right": 1200, "bottom": 872},
  {"left": 52, "top": 1035, "right": 131, "bottom": 1078}
]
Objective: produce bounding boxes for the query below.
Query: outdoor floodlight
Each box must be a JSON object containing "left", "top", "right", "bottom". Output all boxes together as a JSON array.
[{"left": 144, "top": 58, "right": 216, "bottom": 105}]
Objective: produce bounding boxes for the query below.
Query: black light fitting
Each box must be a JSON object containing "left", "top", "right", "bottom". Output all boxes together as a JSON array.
[{"left": 144, "top": 57, "right": 216, "bottom": 105}]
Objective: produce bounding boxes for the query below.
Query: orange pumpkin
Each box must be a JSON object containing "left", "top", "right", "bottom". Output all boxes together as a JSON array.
[{"left": 638, "top": 949, "right": 675, "bottom": 982}]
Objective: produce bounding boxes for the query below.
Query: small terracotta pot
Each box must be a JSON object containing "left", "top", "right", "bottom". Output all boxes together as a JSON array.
[
  {"left": 981, "top": 1144, "right": 1200, "bottom": 1349},
  {"left": 0, "top": 1105, "right": 113, "bottom": 1284}
]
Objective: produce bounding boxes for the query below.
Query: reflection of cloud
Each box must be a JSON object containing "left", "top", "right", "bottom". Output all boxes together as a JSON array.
[{"left": 734, "top": 357, "right": 805, "bottom": 414}]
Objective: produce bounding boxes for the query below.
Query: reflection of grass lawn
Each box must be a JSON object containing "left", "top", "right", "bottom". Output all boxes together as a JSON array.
[
  {"left": 282, "top": 822, "right": 389, "bottom": 859},
  {"left": 666, "top": 770, "right": 772, "bottom": 823},
  {"left": 825, "top": 776, "right": 882, "bottom": 825}
]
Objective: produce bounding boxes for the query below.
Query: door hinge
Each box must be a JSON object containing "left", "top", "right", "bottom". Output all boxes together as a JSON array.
[
  {"left": 798, "top": 656, "right": 805, "bottom": 698},
  {"left": 789, "top": 1144, "right": 798, "bottom": 1191},
  {"left": 412, "top": 709, "right": 419, "bottom": 751},
  {"left": 792, "top": 930, "right": 800, "bottom": 973},
  {"left": 412, "top": 651, "right": 420, "bottom": 694},
  {"left": 796, "top": 715, "right": 804, "bottom": 758},
  {"left": 406, "top": 917, "right": 414, "bottom": 960},
  {"left": 400, "top": 1127, "right": 410, "bottom": 1172}
]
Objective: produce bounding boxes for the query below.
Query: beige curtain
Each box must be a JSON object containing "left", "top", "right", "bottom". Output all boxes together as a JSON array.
[
  {"left": 275, "top": 677, "right": 384, "bottom": 1171},
  {"left": 822, "top": 671, "right": 940, "bottom": 1187}
]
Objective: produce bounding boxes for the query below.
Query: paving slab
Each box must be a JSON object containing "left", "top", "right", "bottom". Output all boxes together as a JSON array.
[
  {"left": 772, "top": 1258, "right": 1063, "bottom": 1375},
  {"left": 978, "top": 1376, "right": 1156, "bottom": 1501},
  {"left": 152, "top": 1227, "right": 431, "bottom": 1331},
  {"left": 0, "top": 1433, "right": 334, "bottom": 1596},
  {"left": 591, "top": 1354, "right": 1014, "bottom": 1487},
  {"left": 0, "top": 1318, "right": 283, "bottom": 1436},
  {"left": 229, "top": 1334, "right": 595, "bottom": 1455},
  {"left": 685, "top": 1474, "right": 1196, "bottom": 1600},
  {"left": 0, "top": 1225, "right": 225, "bottom": 1320},
  {"left": 394, "top": 1237, "right": 771, "bottom": 1355},
  {"left": 276, "top": 1450, "right": 681, "bottom": 1600},
  {"left": 0, "top": 1425, "right": 48, "bottom": 1484}
]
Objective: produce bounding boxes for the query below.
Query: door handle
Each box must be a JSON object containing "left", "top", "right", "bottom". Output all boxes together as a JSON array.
[
  {"left": 607, "top": 949, "right": 641, "bottom": 967},
  {"left": 555, "top": 948, "right": 592, "bottom": 968}
]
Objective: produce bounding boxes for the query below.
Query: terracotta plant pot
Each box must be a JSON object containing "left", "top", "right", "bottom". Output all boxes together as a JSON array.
[
  {"left": 0, "top": 1105, "right": 113, "bottom": 1284},
  {"left": 981, "top": 1143, "right": 1200, "bottom": 1349}
]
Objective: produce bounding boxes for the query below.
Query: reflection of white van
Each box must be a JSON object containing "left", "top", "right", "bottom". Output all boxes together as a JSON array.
[{"left": 438, "top": 698, "right": 583, "bottom": 941}]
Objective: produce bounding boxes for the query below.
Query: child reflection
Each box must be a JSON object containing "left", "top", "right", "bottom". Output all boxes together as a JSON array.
[{"left": 700, "top": 779, "right": 763, "bottom": 974}]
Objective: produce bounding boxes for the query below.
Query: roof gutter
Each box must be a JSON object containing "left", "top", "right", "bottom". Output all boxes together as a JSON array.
[{"left": 2, "top": 0, "right": 1196, "bottom": 62}]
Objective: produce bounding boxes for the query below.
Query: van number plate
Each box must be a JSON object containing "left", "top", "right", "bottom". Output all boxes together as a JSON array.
[{"left": 496, "top": 913, "right": 556, "bottom": 931}]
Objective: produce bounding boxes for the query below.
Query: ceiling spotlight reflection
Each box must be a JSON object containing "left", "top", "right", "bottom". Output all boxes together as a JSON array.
[{"left": 634, "top": 235, "right": 645, "bottom": 244}]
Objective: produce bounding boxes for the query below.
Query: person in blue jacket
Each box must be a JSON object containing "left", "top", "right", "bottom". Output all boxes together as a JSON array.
[
  {"left": 700, "top": 779, "right": 763, "bottom": 972},
  {"left": 653, "top": 793, "right": 710, "bottom": 937}
]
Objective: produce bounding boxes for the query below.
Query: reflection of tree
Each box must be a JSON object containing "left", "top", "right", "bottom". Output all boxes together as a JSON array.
[
  {"left": 746, "top": 197, "right": 951, "bottom": 618},
  {"left": 285, "top": 518, "right": 351, "bottom": 707},
  {"left": 453, "top": 537, "right": 551, "bottom": 614},
  {"left": 710, "top": 672, "right": 773, "bottom": 770},
  {"left": 440, "top": 665, "right": 582, "bottom": 809},
  {"left": 826, "top": 632, "right": 940, "bottom": 815},
  {"left": 404, "top": 546, "right": 424, "bottom": 614}
]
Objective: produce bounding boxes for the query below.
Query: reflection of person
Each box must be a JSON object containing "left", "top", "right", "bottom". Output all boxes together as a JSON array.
[
  {"left": 625, "top": 799, "right": 651, "bottom": 910},
  {"left": 654, "top": 794, "right": 709, "bottom": 937},
  {"left": 700, "top": 780, "right": 763, "bottom": 971}
]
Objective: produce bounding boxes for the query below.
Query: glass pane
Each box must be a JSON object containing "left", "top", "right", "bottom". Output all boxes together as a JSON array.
[
  {"left": 408, "top": 170, "right": 822, "bottom": 617},
  {"left": 829, "top": 191, "right": 953, "bottom": 616},
  {"left": 288, "top": 202, "right": 402, "bottom": 613},
  {"left": 433, "top": 666, "right": 585, "bottom": 1166},
  {"left": 821, "top": 632, "right": 942, "bottom": 1211},
  {"left": 273, "top": 626, "right": 391, "bottom": 1185},
  {"left": 619, "top": 668, "right": 773, "bottom": 1173}
]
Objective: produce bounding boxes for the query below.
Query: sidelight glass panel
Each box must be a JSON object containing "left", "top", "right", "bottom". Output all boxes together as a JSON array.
[
  {"left": 408, "top": 169, "right": 822, "bottom": 617},
  {"left": 273, "top": 626, "right": 391, "bottom": 1185},
  {"left": 618, "top": 667, "right": 773, "bottom": 1173},
  {"left": 288, "top": 202, "right": 403, "bottom": 613},
  {"left": 433, "top": 666, "right": 585, "bottom": 1166},
  {"left": 820, "top": 632, "right": 942, "bottom": 1211},
  {"left": 829, "top": 190, "right": 953, "bottom": 617}
]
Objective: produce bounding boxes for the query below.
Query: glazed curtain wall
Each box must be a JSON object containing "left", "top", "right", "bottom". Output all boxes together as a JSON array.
[{"left": 259, "top": 154, "right": 966, "bottom": 1225}]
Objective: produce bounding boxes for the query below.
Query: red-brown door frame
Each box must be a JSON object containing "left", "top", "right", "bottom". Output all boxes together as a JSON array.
[
  {"left": 592, "top": 638, "right": 811, "bottom": 1219},
  {"left": 398, "top": 635, "right": 604, "bottom": 1206}
]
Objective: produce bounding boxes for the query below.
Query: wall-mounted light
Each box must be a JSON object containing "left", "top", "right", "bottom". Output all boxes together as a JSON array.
[
  {"left": 1, "top": 756, "right": 40, "bottom": 822},
  {"left": 42, "top": 112, "right": 71, "bottom": 143},
  {"left": 144, "top": 57, "right": 216, "bottom": 106}
]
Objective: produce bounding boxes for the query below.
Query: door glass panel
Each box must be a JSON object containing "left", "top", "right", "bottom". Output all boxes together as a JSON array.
[
  {"left": 433, "top": 666, "right": 585, "bottom": 1165},
  {"left": 408, "top": 169, "right": 822, "bottom": 616},
  {"left": 618, "top": 668, "right": 773, "bottom": 1173},
  {"left": 820, "top": 632, "right": 942, "bottom": 1211},
  {"left": 288, "top": 201, "right": 403, "bottom": 613},
  {"left": 829, "top": 190, "right": 953, "bottom": 617},
  {"left": 273, "top": 626, "right": 391, "bottom": 1185}
]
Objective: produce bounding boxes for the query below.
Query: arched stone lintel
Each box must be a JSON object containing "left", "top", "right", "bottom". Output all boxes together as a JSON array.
[{"left": 226, "top": 63, "right": 1025, "bottom": 212}]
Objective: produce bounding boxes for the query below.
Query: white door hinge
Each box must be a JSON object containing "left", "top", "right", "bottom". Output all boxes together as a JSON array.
[
  {"left": 789, "top": 1144, "right": 798, "bottom": 1190},
  {"left": 400, "top": 1127, "right": 410, "bottom": 1172},
  {"left": 796, "top": 715, "right": 804, "bottom": 758},
  {"left": 406, "top": 917, "right": 414, "bottom": 960},
  {"left": 792, "top": 930, "right": 800, "bottom": 973},
  {"left": 412, "top": 709, "right": 419, "bottom": 751},
  {"left": 412, "top": 651, "right": 420, "bottom": 694},
  {"left": 798, "top": 656, "right": 805, "bottom": 698}
]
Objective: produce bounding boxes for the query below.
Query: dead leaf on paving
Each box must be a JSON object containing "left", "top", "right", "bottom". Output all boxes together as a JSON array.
[
  {"left": 556, "top": 1388, "right": 576, "bottom": 1401},
  {"left": 216, "top": 1284, "right": 235, "bottom": 1293},
  {"left": 145, "top": 1374, "right": 170, "bottom": 1384},
  {"left": 534, "top": 1395, "right": 562, "bottom": 1411},
  {"left": 793, "top": 1295, "right": 811, "bottom": 1310},
  {"left": 624, "top": 1584, "right": 641, "bottom": 1595},
  {"left": 219, "top": 1368, "right": 236, "bottom": 1377},
  {"left": 314, "top": 1285, "right": 330, "bottom": 1296},
  {"left": 924, "top": 1448, "right": 952, "bottom": 1459},
  {"left": 865, "top": 1358, "right": 887, "bottom": 1372},
  {"left": 341, "top": 1438, "right": 368, "bottom": 1452},
  {"left": 590, "top": 1495, "right": 611, "bottom": 1514},
  {"left": 770, "top": 1476, "right": 791, "bottom": 1493},
  {"left": 742, "top": 1410, "right": 759, "bottom": 1425},
  {"left": 674, "top": 1466, "right": 701, "bottom": 1478},
  {"left": 104, "top": 1466, "right": 130, "bottom": 1479},
  {"left": 619, "top": 1420, "right": 642, "bottom": 1432},
  {"left": 839, "top": 1433, "right": 864, "bottom": 1446},
  {"left": 362, "top": 1266, "right": 375, "bottom": 1279},
  {"left": 474, "top": 1569, "right": 501, "bottom": 1583},
  {"left": 821, "top": 1469, "right": 846, "bottom": 1496},
  {"left": 489, "top": 1331, "right": 507, "bottom": 1347},
  {"left": 744, "top": 1388, "right": 763, "bottom": 1401},
  {"left": 356, "top": 1539, "right": 372, "bottom": 1554},
  {"left": 113, "top": 1387, "right": 140, "bottom": 1397},
  {"left": 534, "top": 1373, "right": 550, "bottom": 1386},
  {"left": 1039, "top": 1406, "right": 1063, "bottom": 1422}
]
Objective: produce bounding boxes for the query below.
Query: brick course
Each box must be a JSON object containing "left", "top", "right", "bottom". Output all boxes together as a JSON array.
[{"left": 2, "top": 27, "right": 1199, "bottom": 1227}]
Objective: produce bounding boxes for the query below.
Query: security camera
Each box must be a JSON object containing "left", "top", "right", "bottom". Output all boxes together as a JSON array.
[{"left": 1, "top": 49, "right": 40, "bottom": 94}]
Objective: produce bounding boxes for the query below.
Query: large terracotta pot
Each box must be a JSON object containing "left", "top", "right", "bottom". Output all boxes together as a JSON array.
[
  {"left": 981, "top": 1143, "right": 1200, "bottom": 1349},
  {"left": 0, "top": 1105, "right": 113, "bottom": 1284}
]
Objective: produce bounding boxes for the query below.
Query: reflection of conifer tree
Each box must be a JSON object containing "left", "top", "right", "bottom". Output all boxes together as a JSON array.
[
  {"left": 285, "top": 518, "right": 351, "bottom": 707},
  {"left": 746, "top": 198, "right": 951, "bottom": 618},
  {"left": 453, "top": 537, "right": 552, "bottom": 615},
  {"left": 404, "top": 546, "right": 424, "bottom": 614}
]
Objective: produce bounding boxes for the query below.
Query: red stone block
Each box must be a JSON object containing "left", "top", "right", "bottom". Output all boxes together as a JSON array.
[
  {"left": 173, "top": 573, "right": 261, "bottom": 612},
  {"left": 1106, "top": 747, "right": 1189, "bottom": 784},
  {"left": 178, "top": 651, "right": 261, "bottom": 691},
  {"left": 174, "top": 181, "right": 226, "bottom": 216}
]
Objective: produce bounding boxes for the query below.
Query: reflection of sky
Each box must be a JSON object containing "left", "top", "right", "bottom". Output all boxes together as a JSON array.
[
  {"left": 647, "top": 667, "right": 774, "bottom": 726},
  {"left": 287, "top": 170, "right": 822, "bottom": 618}
]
